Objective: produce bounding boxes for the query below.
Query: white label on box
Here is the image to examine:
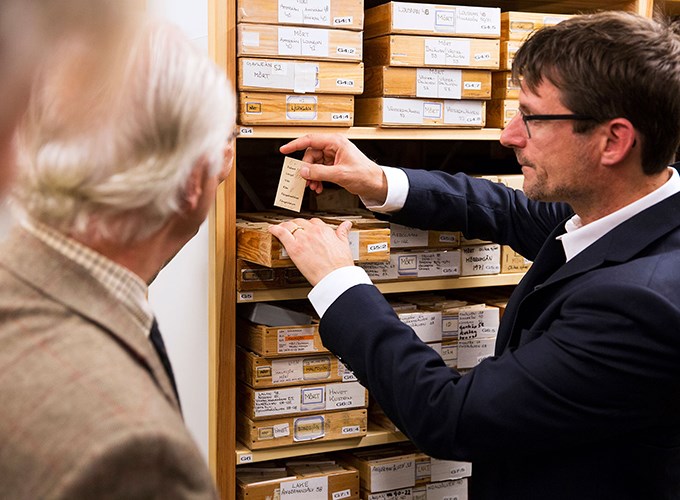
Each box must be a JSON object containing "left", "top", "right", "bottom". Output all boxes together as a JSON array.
[
  {"left": 277, "top": 0, "right": 330, "bottom": 26},
  {"left": 278, "top": 27, "right": 329, "bottom": 57},
  {"left": 370, "top": 459, "right": 416, "bottom": 492},
  {"left": 336, "top": 46, "right": 357, "bottom": 56},
  {"left": 333, "top": 489, "right": 352, "bottom": 499},
  {"left": 279, "top": 0, "right": 304, "bottom": 24},
  {"left": 368, "top": 242, "right": 389, "bottom": 253},
  {"left": 391, "top": 223, "right": 428, "bottom": 248},
  {"left": 342, "top": 425, "right": 361, "bottom": 435},
  {"left": 416, "top": 68, "right": 465, "bottom": 99},
  {"left": 281, "top": 475, "right": 328, "bottom": 499},
  {"left": 241, "top": 31, "right": 260, "bottom": 47},
  {"left": 272, "top": 357, "right": 306, "bottom": 384},
  {"left": 277, "top": 327, "right": 316, "bottom": 354},
  {"left": 383, "top": 98, "right": 424, "bottom": 125},
  {"left": 294, "top": 62, "right": 318, "bottom": 93},
  {"left": 301, "top": 385, "right": 326, "bottom": 411},
  {"left": 439, "top": 232, "right": 460, "bottom": 244},
  {"left": 368, "top": 488, "right": 414, "bottom": 500},
  {"left": 456, "top": 6, "right": 500, "bottom": 35},
  {"left": 347, "top": 232, "right": 360, "bottom": 260},
  {"left": 424, "top": 39, "right": 470, "bottom": 67},
  {"left": 441, "top": 344, "right": 457, "bottom": 364},
  {"left": 273, "top": 423, "right": 290, "bottom": 438},
  {"left": 418, "top": 250, "right": 460, "bottom": 278},
  {"left": 393, "top": 2, "right": 434, "bottom": 31},
  {"left": 458, "top": 307, "right": 499, "bottom": 340},
  {"left": 415, "top": 69, "right": 438, "bottom": 98},
  {"left": 430, "top": 459, "right": 472, "bottom": 482},
  {"left": 457, "top": 339, "right": 494, "bottom": 368},
  {"left": 463, "top": 81, "right": 482, "bottom": 90},
  {"left": 426, "top": 478, "right": 468, "bottom": 500},
  {"left": 461, "top": 244, "right": 501, "bottom": 275},
  {"left": 333, "top": 16, "right": 353, "bottom": 26},
  {"left": 444, "top": 100, "right": 483, "bottom": 126},
  {"left": 286, "top": 94, "right": 318, "bottom": 120},
  {"left": 474, "top": 52, "right": 491, "bottom": 61},
  {"left": 434, "top": 8, "right": 457, "bottom": 32},
  {"left": 243, "top": 59, "right": 288, "bottom": 89},
  {"left": 254, "top": 387, "right": 301, "bottom": 417},
  {"left": 326, "top": 382, "right": 365, "bottom": 410},
  {"left": 442, "top": 314, "right": 458, "bottom": 335},
  {"left": 423, "top": 102, "right": 442, "bottom": 119},
  {"left": 239, "top": 453, "right": 253, "bottom": 464},
  {"left": 398, "top": 253, "right": 419, "bottom": 276},
  {"left": 336, "top": 78, "right": 355, "bottom": 88},
  {"left": 293, "top": 414, "right": 325, "bottom": 441},
  {"left": 361, "top": 260, "right": 398, "bottom": 281},
  {"left": 338, "top": 362, "right": 358, "bottom": 382},
  {"left": 331, "top": 112, "right": 351, "bottom": 121},
  {"left": 400, "top": 311, "right": 442, "bottom": 343}
]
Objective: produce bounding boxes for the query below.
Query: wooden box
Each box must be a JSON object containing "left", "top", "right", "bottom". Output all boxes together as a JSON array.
[
  {"left": 238, "top": 24, "right": 363, "bottom": 62},
  {"left": 355, "top": 97, "right": 485, "bottom": 128},
  {"left": 237, "top": 463, "right": 360, "bottom": 500},
  {"left": 239, "top": 92, "right": 354, "bottom": 126},
  {"left": 237, "top": 318, "right": 328, "bottom": 357},
  {"left": 501, "top": 11, "right": 572, "bottom": 41},
  {"left": 501, "top": 245, "right": 532, "bottom": 273},
  {"left": 491, "top": 71, "right": 519, "bottom": 99},
  {"left": 237, "top": 219, "right": 391, "bottom": 267},
  {"left": 236, "top": 260, "right": 308, "bottom": 291},
  {"left": 237, "top": 380, "right": 368, "bottom": 420},
  {"left": 237, "top": 0, "right": 364, "bottom": 31},
  {"left": 363, "top": 66, "right": 491, "bottom": 99},
  {"left": 364, "top": 35, "right": 499, "bottom": 69},
  {"left": 339, "top": 448, "right": 417, "bottom": 493},
  {"left": 237, "top": 409, "right": 368, "bottom": 449},
  {"left": 238, "top": 58, "right": 364, "bottom": 94},
  {"left": 236, "top": 347, "right": 354, "bottom": 388},
  {"left": 486, "top": 98, "right": 519, "bottom": 128},
  {"left": 499, "top": 40, "right": 522, "bottom": 70},
  {"left": 365, "top": 2, "right": 500, "bottom": 39}
]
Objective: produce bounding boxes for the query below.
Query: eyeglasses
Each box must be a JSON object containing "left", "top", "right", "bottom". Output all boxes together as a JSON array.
[{"left": 519, "top": 110, "right": 596, "bottom": 138}]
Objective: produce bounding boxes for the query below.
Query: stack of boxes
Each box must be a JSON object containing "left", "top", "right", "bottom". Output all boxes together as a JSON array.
[
  {"left": 236, "top": 0, "right": 365, "bottom": 126},
  {"left": 356, "top": 2, "right": 501, "bottom": 128},
  {"left": 236, "top": 303, "right": 369, "bottom": 450},
  {"left": 487, "top": 11, "right": 572, "bottom": 128}
]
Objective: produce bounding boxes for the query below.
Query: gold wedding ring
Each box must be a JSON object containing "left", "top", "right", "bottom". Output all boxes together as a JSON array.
[{"left": 290, "top": 225, "right": 304, "bottom": 235}]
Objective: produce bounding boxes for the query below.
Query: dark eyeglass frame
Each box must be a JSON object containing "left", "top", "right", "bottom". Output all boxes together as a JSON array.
[{"left": 519, "top": 110, "right": 596, "bottom": 138}]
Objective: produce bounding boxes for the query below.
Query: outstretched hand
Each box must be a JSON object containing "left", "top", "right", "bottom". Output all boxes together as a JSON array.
[
  {"left": 280, "top": 133, "right": 388, "bottom": 204},
  {"left": 268, "top": 218, "right": 355, "bottom": 286}
]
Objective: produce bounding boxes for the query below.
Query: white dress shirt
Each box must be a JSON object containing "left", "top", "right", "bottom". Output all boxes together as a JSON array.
[{"left": 309, "top": 166, "right": 680, "bottom": 318}]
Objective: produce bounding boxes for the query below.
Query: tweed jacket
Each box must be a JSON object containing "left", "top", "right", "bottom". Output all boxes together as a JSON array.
[{"left": 0, "top": 228, "right": 218, "bottom": 499}]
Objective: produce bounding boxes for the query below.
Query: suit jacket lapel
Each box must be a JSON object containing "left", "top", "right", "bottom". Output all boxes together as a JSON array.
[
  {"left": 0, "top": 228, "right": 180, "bottom": 411},
  {"left": 496, "top": 191, "right": 680, "bottom": 354}
]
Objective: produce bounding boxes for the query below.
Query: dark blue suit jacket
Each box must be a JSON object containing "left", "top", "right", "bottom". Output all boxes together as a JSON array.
[{"left": 320, "top": 170, "right": 680, "bottom": 499}]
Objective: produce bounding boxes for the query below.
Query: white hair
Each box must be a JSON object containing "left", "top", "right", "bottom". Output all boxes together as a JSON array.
[{"left": 12, "top": 20, "right": 235, "bottom": 243}]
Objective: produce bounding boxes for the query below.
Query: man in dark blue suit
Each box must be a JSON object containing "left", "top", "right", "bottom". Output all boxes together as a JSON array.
[{"left": 269, "top": 11, "right": 680, "bottom": 499}]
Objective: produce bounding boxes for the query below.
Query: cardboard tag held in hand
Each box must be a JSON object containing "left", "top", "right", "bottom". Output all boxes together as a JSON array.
[{"left": 274, "top": 156, "right": 306, "bottom": 212}]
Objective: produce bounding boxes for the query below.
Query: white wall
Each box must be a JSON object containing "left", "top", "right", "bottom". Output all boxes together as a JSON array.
[{"left": 146, "top": 0, "right": 211, "bottom": 460}]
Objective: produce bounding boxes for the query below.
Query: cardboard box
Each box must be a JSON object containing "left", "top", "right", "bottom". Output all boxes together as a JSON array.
[
  {"left": 486, "top": 98, "right": 519, "bottom": 128},
  {"left": 237, "top": 318, "right": 328, "bottom": 357},
  {"left": 237, "top": 0, "right": 364, "bottom": 31},
  {"left": 339, "top": 448, "right": 416, "bottom": 493},
  {"left": 365, "top": 2, "right": 500, "bottom": 39},
  {"left": 237, "top": 219, "right": 390, "bottom": 267},
  {"left": 364, "top": 35, "right": 499, "bottom": 69},
  {"left": 501, "top": 11, "right": 572, "bottom": 41},
  {"left": 239, "top": 92, "right": 354, "bottom": 126},
  {"left": 499, "top": 40, "right": 522, "bottom": 70},
  {"left": 389, "top": 223, "right": 461, "bottom": 249},
  {"left": 491, "top": 71, "right": 520, "bottom": 99},
  {"left": 355, "top": 97, "right": 485, "bottom": 128},
  {"left": 363, "top": 66, "right": 491, "bottom": 99},
  {"left": 237, "top": 463, "right": 360, "bottom": 500},
  {"left": 460, "top": 244, "right": 501, "bottom": 276},
  {"left": 238, "top": 24, "right": 363, "bottom": 62},
  {"left": 237, "top": 347, "right": 356, "bottom": 388},
  {"left": 239, "top": 58, "right": 364, "bottom": 94},
  {"left": 360, "top": 249, "right": 461, "bottom": 282},
  {"left": 238, "top": 380, "right": 368, "bottom": 420},
  {"left": 237, "top": 408, "right": 368, "bottom": 449},
  {"left": 501, "top": 245, "right": 532, "bottom": 273}
]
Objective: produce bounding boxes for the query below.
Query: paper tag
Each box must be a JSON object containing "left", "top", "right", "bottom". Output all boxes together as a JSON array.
[
  {"left": 281, "top": 475, "right": 328, "bottom": 499},
  {"left": 274, "top": 156, "right": 306, "bottom": 212},
  {"left": 424, "top": 38, "right": 470, "bottom": 67},
  {"left": 383, "top": 98, "right": 424, "bottom": 125}
]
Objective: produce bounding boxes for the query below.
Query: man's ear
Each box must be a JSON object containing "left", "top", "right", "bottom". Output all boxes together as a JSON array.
[
  {"left": 183, "top": 155, "right": 209, "bottom": 211},
  {"left": 601, "top": 118, "right": 637, "bottom": 166}
]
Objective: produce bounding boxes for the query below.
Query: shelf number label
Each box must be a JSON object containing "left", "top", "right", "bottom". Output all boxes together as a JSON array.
[
  {"left": 239, "top": 453, "right": 253, "bottom": 464},
  {"left": 239, "top": 292, "right": 254, "bottom": 301},
  {"left": 239, "top": 126, "right": 254, "bottom": 136}
]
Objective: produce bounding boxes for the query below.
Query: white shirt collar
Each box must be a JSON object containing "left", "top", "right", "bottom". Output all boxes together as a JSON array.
[{"left": 558, "top": 167, "right": 680, "bottom": 261}]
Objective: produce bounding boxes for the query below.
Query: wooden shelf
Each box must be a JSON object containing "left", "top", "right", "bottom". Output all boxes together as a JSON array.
[
  {"left": 235, "top": 424, "right": 407, "bottom": 465},
  {"left": 237, "top": 273, "right": 525, "bottom": 303},
  {"left": 236, "top": 125, "right": 503, "bottom": 141}
]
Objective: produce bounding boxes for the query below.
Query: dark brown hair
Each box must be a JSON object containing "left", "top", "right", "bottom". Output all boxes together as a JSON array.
[{"left": 512, "top": 11, "right": 680, "bottom": 174}]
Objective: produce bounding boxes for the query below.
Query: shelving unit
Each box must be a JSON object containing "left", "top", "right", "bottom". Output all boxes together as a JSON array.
[{"left": 207, "top": 1, "right": 658, "bottom": 498}]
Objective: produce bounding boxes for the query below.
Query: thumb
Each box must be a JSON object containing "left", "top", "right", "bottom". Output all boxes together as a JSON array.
[{"left": 336, "top": 220, "right": 353, "bottom": 242}]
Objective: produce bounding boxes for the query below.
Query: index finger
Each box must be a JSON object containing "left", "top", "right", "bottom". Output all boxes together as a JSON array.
[{"left": 279, "top": 133, "right": 339, "bottom": 155}]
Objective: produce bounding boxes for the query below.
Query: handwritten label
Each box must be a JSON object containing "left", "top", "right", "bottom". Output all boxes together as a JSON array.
[
  {"left": 277, "top": 327, "right": 317, "bottom": 354},
  {"left": 278, "top": 27, "right": 329, "bottom": 57},
  {"left": 424, "top": 38, "right": 470, "bottom": 67},
  {"left": 274, "top": 156, "right": 306, "bottom": 212},
  {"left": 281, "top": 475, "right": 328, "bottom": 499},
  {"left": 416, "top": 68, "right": 462, "bottom": 99},
  {"left": 369, "top": 458, "right": 416, "bottom": 492},
  {"left": 444, "top": 100, "right": 484, "bottom": 126}
]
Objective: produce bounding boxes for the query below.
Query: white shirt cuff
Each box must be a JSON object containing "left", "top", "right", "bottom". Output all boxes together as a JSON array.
[
  {"left": 308, "top": 266, "right": 373, "bottom": 318},
  {"left": 361, "top": 166, "right": 409, "bottom": 213}
]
